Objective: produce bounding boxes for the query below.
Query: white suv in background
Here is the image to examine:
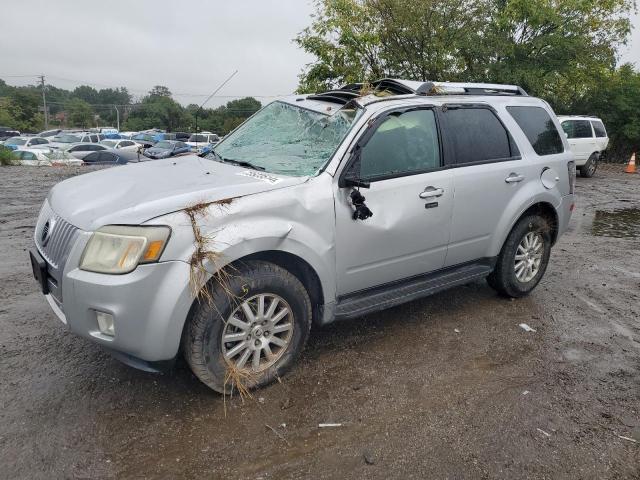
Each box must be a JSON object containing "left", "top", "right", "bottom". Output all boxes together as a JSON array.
[{"left": 558, "top": 116, "right": 609, "bottom": 178}]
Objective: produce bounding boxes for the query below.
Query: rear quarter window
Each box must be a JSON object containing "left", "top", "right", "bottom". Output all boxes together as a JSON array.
[
  {"left": 592, "top": 120, "right": 607, "bottom": 138},
  {"left": 507, "top": 106, "right": 564, "bottom": 156}
]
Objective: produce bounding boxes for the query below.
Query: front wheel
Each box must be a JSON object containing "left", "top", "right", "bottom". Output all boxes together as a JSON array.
[
  {"left": 487, "top": 214, "right": 552, "bottom": 298},
  {"left": 580, "top": 153, "right": 598, "bottom": 178},
  {"left": 183, "top": 260, "right": 312, "bottom": 393}
]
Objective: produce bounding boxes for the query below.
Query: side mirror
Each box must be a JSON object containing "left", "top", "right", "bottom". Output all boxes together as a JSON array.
[
  {"left": 343, "top": 176, "right": 370, "bottom": 189},
  {"left": 339, "top": 152, "right": 370, "bottom": 189}
]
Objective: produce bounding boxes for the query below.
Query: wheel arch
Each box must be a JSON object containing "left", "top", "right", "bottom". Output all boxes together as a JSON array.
[
  {"left": 234, "top": 251, "right": 325, "bottom": 325},
  {"left": 501, "top": 202, "right": 559, "bottom": 252}
]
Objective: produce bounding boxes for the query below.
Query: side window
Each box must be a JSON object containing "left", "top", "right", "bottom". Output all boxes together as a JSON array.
[
  {"left": 592, "top": 120, "right": 607, "bottom": 138},
  {"left": 572, "top": 120, "right": 593, "bottom": 138},
  {"left": 507, "top": 106, "right": 564, "bottom": 156},
  {"left": 358, "top": 109, "right": 440, "bottom": 180},
  {"left": 24, "top": 152, "right": 36, "bottom": 160},
  {"left": 90, "top": 135, "right": 98, "bottom": 142},
  {"left": 100, "top": 152, "right": 116, "bottom": 163},
  {"left": 442, "top": 107, "right": 516, "bottom": 165},
  {"left": 84, "top": 152, "right": 99, "bottom": 162},
  {"left": 121, "top": 141, "right": 133, "bottom": 147},
  {"left": 69, "top": 146, "right": 79, "bottom": 152}
]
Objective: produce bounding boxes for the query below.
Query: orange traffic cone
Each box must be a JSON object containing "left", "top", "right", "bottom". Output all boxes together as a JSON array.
[{"left": 625, "top": 152, "right": 636, "bottom": 174}]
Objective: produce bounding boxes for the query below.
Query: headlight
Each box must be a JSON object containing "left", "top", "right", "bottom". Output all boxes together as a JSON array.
[{"left": 80, "top": 225, "right": 171, "bottom": 274}]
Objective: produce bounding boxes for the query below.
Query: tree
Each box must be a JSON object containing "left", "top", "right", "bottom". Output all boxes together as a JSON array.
[
  {"left": 295, "top": 0, "right": 635, "bottom": 97},
  {"left": 149, "top": 85, "right": 172, "bottom": 98},
  {"left": 67, "top": 98, "right": 94, "bottom": 128}
]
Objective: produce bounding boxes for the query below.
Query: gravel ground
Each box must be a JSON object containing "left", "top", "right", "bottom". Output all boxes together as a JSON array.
[{"left": 0, "top": 164, "right": 638, "bottom": 479}]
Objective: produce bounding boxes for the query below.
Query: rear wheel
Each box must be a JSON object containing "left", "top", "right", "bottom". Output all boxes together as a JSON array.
[
  {"left": 487, "top": 214, "right": 552, "bottom": 298},
  {"left": 580, "top": 153, "right": 598, "bottom": 178},
  {"left": 183, "top": 260, "right": 312, "bottom": 393}
]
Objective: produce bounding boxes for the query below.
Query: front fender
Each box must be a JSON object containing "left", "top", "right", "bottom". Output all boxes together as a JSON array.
[{"left": 148, "top": 175, "right": 337, "bottom": 304}]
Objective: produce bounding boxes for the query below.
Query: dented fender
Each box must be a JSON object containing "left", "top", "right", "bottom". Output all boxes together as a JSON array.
[{"left": 148, "top": 173, "right": 338, "bottom": 305}]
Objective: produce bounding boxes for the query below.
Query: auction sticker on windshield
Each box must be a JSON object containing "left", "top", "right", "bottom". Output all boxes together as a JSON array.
[{"left": 236, "top": 170, "right": 283, "bottom": 185}]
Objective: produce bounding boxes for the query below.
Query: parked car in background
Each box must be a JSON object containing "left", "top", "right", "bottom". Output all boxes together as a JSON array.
[
  {"left": 49, "top": 132, "right": 103, "bottom": 149},
  {"left": 173, "top": 132, "right": 191, "bottom": 142},
  {"left": 83, "top": 149, "right": 143, "bottom": 165},
  {"left": 37, "top": 129, "right": 63, "bottom": 138},
  {"left": 63, "top": 142, "right": 108, "bottom": 160},
  {"left": 2, "top": 136, "right": 50, "bottom": 151},
  {"left": 119, "top": 131, "right": 138, "bottom": 139},
  {"left": 100, "top": 139, "right": 142, "bottom": 151},
  {"left": 13, "top": 148, "right": 82, "bottom": 166},
  {"left": 30, "top": 79, "right": 576, "bottom": 392},
  {"left": 558, "top": 116, "right": 609, "bottom": 178},
  {"left": 143, "top": 140, "right": 190, "bottom": 159},
  {"left": 186, "top": 132, "right": 220, "bottom": 152},
  {"left": 0, "top": 130, "right": 21, "bottom": 143},
  {"left": 95, "top": 127, "right": 119, "bottom": 136},
  {"left": 131, "top": 133, "right": 158, "bottom": 148}
]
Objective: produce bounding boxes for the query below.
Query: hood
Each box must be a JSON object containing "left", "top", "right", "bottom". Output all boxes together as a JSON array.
[{"left": 48, "top": 155, "right": 308, "bottom": 231}]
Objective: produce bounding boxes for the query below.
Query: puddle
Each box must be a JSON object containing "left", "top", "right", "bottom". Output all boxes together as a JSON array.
[{"left": 591, "top": 208, "right": 640, "bottom": 238}]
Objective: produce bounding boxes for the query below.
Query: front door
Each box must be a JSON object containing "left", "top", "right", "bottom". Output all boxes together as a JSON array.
[{"left": 334, "top": 108, "right": 453, "bottom": 296}]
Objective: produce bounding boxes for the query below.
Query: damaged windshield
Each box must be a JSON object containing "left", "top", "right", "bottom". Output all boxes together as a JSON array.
[{"left": 210, "top": 101, "right": 362, "bottom": 176}]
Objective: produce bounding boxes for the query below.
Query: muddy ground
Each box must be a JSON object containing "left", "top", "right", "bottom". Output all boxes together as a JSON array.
[{"left": 0, "top": 164, "right": 638, "bottom": 479}]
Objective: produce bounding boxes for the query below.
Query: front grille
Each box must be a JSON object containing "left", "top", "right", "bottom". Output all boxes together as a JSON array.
[{"left": 34, "top": 200, "right": 79, "bottom": 270}]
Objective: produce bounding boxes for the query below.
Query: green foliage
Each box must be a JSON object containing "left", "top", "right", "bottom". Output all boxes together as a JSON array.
[
  {"left": 568, "top": 65, "right": 640, "bottom": 161},
  {"left": 295, "top": 0, "right": 639, "bottom": 155},
  {"left": 0, "top": 79, "right": 260, "bottom": 135},
  {"left": 67, "top": 98, "right": 94, "bottom": 128},
  {"left": 0, "top": 145, "right": 16, "bottom": 166},
  {"left": 122, "top": 87, "right": 261, "bottom": 134}
]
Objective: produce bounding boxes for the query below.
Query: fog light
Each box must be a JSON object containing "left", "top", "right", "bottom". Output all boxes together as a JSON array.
[{"left": 96, "top": 311, "right": 115, "bottom": 337}]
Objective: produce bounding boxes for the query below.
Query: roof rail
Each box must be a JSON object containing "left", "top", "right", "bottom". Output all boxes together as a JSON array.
[
  {"left": 308, "top": 78, "right": 527, "bottom": 106},
  {"left": 415, "top": 81, "right": 527, "bottom": 96}
]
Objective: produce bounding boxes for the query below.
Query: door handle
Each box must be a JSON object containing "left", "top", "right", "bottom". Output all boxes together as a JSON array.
[
  {"left": 505, "top": 173, "right": 525, "bottom": 183},
  {"left": 419, "top": 186, "right": 444, "bottom": 199}
]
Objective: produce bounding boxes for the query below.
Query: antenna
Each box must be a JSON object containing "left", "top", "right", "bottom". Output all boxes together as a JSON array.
[{"left": 194, "top": 70, "right": 238, "bottom": 137}]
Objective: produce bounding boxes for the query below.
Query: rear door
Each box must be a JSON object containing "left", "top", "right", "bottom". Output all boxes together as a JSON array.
[
  {"left": 334, "top": 107, "right": 454, "bottom": 295},
  {"left": 439, "top": 104, "right": 537, "bottom": 266},
  {"left": 590, "top": 120, "right": 609, "bottom": 151},
  {"left": 561, "top": 120, "right": 595, "bottom": 161}
]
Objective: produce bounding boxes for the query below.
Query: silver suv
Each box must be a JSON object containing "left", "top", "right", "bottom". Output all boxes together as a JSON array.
[{"left": 30, "top": 79, "right": 576, "bottom": 392}]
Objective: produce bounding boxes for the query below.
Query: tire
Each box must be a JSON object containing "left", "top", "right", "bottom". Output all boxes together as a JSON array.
[
  {"left": 487, "top": 214, "right": 552, "bottom": 298},
  {"left": 580, "top": 153, "right": 598, "bottom": 178},
  {"left": 183, "top": 260, "right": 312, "bottom": 393}
]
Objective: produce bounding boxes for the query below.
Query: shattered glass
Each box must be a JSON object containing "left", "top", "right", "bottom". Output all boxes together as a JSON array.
[{"left": 212, "top": 101, "right": 362, "bottom": 176}]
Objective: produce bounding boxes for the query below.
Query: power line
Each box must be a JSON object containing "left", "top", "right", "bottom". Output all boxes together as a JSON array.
[{"left": 1, "top": 73, "right": 292, "bottom": 98}]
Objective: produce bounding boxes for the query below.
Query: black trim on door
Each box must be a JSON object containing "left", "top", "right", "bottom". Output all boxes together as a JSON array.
[
  {"left": 438, "top": 103, "right": 522, "bottom": 168},
  {"left": 338, "top": 105, "right": 446, "bottom": 187},
  {"left": 332, "top": 257, "right": 497, "bottom": 321}
]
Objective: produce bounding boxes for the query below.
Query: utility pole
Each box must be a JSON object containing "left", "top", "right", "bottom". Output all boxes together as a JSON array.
[
  {"left": 38, "top": 74, "right": 48, "bottom": 130},
  {"left": 114, "top": 105, "right": 120, "bottom": 131}
]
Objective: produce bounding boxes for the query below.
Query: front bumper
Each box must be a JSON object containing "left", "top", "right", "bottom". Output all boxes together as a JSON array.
[
  {"left": 60, "top": 259, "right": 194, "bottom": 362},
  {"left": 36, "top": 227, "right": 195, "bottom": 363}
]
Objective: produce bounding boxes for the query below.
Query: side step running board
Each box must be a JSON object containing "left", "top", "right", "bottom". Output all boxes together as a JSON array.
[{"left": 334, "top": 261, "right": 494, "bottom": 320}]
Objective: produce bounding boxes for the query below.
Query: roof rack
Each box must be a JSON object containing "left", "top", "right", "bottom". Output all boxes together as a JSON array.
[{"left": 306, "top": 78, "right": 527, "bottom": 106}]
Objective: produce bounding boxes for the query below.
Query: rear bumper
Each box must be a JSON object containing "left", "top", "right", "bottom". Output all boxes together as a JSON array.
[{"left": 558, "top": 194, "right": 575, "bottom": 237}]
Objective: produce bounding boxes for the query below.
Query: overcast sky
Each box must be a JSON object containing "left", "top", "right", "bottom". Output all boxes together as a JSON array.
[{"left": 0, "top": 0, "right": 638, "bottom": 107}]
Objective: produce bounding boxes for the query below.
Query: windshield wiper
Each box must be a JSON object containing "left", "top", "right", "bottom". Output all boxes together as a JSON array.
[{"left": 220, "top": 158, "right": 265, "bottom": 171}]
